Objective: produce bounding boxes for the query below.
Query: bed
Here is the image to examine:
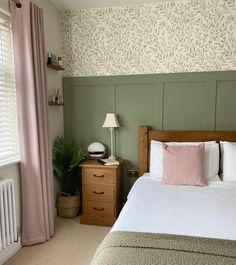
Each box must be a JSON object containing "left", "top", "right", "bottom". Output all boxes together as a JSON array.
[{"left": 91, "top": 126, "right": 236, "bottom": 265}]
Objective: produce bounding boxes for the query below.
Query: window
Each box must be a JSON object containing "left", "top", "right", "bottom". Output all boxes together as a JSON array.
[{"left": 0, "top": 12, "right": 19, "bottom": 166}]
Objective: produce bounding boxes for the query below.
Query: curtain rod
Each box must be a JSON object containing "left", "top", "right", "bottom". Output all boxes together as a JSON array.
[{"left": 11, "top": 0, "right": 22, "bottom": 8}]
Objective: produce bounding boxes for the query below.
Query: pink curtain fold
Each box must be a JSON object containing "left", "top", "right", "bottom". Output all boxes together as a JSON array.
[{"left": 9, "top": 0, "right": 54, "bottom": 245}]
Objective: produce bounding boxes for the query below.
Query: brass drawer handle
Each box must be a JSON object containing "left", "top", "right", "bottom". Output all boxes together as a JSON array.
[
  {"left": 93, "top": 207, "right": 105, "bottom": 211},
  {"left": 93, "top": 191, "right": 105, "bottom": 195},
  {"left": 93, "top": 174, "right": 104, "bottom": 178}
]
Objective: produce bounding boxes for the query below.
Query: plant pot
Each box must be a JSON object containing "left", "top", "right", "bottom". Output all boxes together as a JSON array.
[{"left": 57, "top": 193, "right": 81, "bottom": 218}]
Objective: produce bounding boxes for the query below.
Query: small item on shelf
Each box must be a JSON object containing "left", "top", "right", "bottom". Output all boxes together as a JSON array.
[
  {"left": 47, "top": 52, "right": 64, "bottom": 71},
  {"left": 59, "top": 96, "right": 64, "bottom": 104},
  {"left": 47, "top": 52, "right": 52, "bottom": 64},
  {"left": 58, "top": 56, "right": 62, "bottom": 66},
  {"left": 51, "top": 53, "right": 58, "bottom": 65},
  {"left": 49, "top": 89, "right": 64, "bottom": 105},
  {"left": 49, "top": 95, "right": 55, "bottom": 103},
  {"left": 55, "top": 89, "right": 60, "bottom": 104},
  {"left": 47, "top": 52, "right": 58, "bottom": 65},
  {"left": 98, "top": 158, "right": 119, "bottom": 166}
]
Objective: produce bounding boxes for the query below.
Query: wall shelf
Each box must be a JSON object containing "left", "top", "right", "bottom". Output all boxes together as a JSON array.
[
  {"left": 47, "top": 64, "right": 64, "bottom": 71},
  {"left": 49, "top": 102, "right": 64, "bottom": 106}
]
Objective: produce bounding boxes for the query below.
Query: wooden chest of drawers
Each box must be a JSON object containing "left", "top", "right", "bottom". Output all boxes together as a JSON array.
[{"left": 80, "top": 160, "right": 123, "bottom": 226}]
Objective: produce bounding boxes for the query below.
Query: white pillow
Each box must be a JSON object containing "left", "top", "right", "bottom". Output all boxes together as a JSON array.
[
  {"left": 150, "top": 141, "right": 219, "bottom": 180},
  {"left": 220, "top": 141, "right": 236, "bottom": 182}
]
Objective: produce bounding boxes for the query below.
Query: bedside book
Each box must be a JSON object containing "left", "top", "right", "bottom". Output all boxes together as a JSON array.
[{"left": 98, "top": 159, "right": 120, "bottom": 166}]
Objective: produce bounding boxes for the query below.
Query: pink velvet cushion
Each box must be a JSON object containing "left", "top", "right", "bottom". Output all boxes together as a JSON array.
[{"left": 161, "top": 144, "right": 207, "bottom": 187}]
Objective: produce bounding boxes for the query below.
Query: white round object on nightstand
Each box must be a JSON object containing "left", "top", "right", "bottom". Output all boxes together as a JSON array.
[{"left": 87, "top": 142, "right": 106, "bottom": 159}]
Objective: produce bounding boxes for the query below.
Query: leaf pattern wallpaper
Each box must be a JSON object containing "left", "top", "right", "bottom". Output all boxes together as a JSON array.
[{"left": 62, "top": 0, "right": 236, "bottom": 77}]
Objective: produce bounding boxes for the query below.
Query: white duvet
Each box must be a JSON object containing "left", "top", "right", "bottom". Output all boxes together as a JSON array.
[{"left": 112, "top": 175, "right": 236, "bottom": 240}]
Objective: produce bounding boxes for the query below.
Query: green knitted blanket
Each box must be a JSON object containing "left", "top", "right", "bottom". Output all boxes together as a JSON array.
[{"left": 91, "top": 231, "right": 236, "bottom": 265}]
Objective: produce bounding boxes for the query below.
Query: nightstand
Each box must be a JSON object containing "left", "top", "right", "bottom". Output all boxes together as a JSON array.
[{"left": 80, "top": 160, "right": 123, "bottom": 226}]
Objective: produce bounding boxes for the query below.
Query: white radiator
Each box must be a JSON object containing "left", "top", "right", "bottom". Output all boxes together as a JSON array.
[{"left": 0, "top": 179, "right": 17, "bottom": 251}]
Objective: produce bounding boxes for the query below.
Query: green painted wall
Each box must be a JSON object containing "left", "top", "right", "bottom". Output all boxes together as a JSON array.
[{"left": 63, "top": 71, "right": 236, "bottom": 197}]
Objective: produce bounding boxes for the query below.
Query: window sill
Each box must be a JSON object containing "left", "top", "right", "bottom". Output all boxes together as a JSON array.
[{"left": 0, "top": 158, "right": 20, "bottom": 169}]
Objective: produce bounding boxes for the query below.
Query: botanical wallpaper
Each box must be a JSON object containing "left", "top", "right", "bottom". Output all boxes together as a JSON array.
[{"left": 62, "top": 0, "right": 236, "bottom": 77}]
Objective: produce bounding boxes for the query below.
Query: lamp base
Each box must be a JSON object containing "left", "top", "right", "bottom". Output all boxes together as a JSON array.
[{"left": 108, "top": 155, "right": 117, "bottom": 161}]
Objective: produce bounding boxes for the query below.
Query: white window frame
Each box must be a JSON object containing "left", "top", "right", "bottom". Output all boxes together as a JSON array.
[{"left": 0, "top": 9, "right": 20, "bottom": 167}]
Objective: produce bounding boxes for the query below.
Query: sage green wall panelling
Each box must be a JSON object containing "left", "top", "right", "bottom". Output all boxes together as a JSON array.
[
  {"left": 216, "top": 80, "right": 236, "bottom": 130},
  {"left": 63, "top": 78, "right": 116, "bottom": 148},
  {"left": 116, "top": 82, "right": 163, "bottom": 195},
  {"left": 63, "top": 79, "right": 73, "bottom": 138},
  {"left": 163, "top": 81, "right": 216, "bottom": 130},
  {"left": 63, "top": 71, "right": 236, "bottom": 197}
]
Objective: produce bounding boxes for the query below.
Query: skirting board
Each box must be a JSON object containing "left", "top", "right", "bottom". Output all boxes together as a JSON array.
[{"left": 0, "top": 237, "right": 22, "bottom": 265}]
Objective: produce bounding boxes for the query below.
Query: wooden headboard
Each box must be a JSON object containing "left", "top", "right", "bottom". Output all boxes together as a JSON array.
[{"left": 139, "top": 125, "right": 236, "bottom": 176}]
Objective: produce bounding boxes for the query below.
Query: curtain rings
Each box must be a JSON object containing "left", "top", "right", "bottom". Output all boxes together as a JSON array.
[{"left": 11, "top": 0, "right": 22, "bottom": 8}]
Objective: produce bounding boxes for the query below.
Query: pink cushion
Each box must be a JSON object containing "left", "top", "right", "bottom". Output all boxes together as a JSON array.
[{"left": 161, "top": 144, "right": 207, "bottom": 187}]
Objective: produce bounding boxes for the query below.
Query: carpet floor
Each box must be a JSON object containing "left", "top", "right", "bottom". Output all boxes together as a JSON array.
[{"left": 6, "top": 217, "right": 110, "bottom": 265}]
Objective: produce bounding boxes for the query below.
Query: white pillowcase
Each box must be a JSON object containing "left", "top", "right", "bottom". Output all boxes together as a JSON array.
[
  {"left": 150, "top": 141, "right": 219, "bottom": 180},
  {"left": 220, "top": 141, "right": 236, "bottom": 182}
]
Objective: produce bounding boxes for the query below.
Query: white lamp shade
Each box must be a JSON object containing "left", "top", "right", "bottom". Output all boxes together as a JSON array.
[{"left": 102, "top": 113, "right": 120, "bottom": 128}]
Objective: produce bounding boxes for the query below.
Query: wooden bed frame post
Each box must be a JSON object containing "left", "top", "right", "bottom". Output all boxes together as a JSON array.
[{"left": 139, "top": 125, "right": 149, "bottom": 176}]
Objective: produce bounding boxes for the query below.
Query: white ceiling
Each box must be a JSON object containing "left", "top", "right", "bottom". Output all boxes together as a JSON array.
[{"left": 49, "top": 0, "right": 181, "bottom": 11}]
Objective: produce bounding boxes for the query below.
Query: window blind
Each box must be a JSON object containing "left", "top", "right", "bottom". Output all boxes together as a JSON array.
[{"left": 0, "top": 13, "right": 19, "bottom": 166}]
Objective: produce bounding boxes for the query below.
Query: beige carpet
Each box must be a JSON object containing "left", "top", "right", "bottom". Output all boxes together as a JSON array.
[{"left": 6, "top": 217, "right": 110, "bottom": 265}]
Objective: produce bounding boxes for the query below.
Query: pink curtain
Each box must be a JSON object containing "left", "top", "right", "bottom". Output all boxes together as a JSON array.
[{"left": 9, "top": 0, "right": 54, "bottom": 245}]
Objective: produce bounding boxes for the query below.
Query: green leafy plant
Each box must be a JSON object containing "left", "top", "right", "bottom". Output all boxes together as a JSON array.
[{"left": 52, "top": 136, "right": 86, "bottom": 196}]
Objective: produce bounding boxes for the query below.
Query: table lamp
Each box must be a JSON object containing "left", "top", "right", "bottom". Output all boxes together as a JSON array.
[{"left": 102, "top": 113, "right": 120, "bottom": 160}]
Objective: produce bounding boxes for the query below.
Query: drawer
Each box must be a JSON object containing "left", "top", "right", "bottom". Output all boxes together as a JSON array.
[
  {"left": 84, "top": 168, "right": 114, "bottom": 185},
  {"left": 84, "top": 185, "right": 114, "bottom": 201},
  {"left": 84, "top": 201, "right": 115, "bottom": 218}
]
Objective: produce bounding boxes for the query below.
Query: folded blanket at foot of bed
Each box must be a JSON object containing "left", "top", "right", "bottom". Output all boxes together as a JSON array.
[{"left": 91, "top": 231, "right": 236, "bottom": 265}]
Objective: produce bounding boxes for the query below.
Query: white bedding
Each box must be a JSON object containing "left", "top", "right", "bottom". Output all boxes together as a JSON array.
[{"left": 112, "top": 174, "right": 236, "bottom": 240}]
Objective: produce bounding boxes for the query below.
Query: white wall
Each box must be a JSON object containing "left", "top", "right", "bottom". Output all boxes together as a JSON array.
[
  {"left": 0, "top": 0, "right": 8, "bottom": 11},
  {"left": 0, "top": 0, "right": 63, "bottom": 263},
  {"left": 34, "top": 0, "right": 64, "bottom": 203}
]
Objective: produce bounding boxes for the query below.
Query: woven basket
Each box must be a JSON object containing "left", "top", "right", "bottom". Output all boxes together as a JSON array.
[{"left": 57, "top": 193, "right": 81, "bottom": 218}]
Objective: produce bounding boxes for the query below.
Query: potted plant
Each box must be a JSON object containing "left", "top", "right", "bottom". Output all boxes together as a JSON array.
[{"left": 52, "top": 136, "right": 86, "bottom": 218}]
